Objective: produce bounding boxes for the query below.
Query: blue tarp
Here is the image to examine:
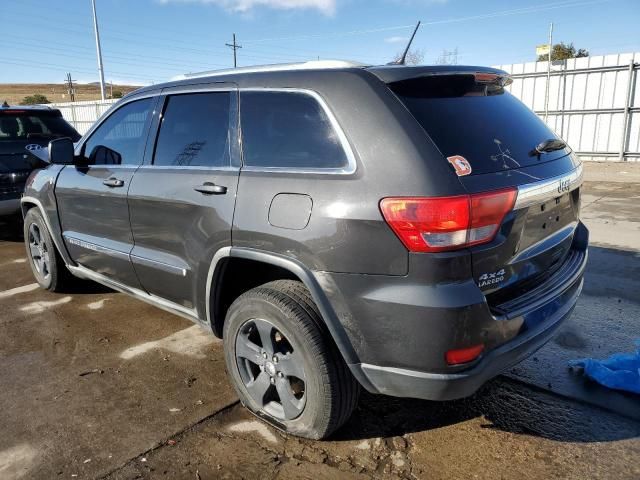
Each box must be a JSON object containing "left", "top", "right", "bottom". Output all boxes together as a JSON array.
[{"left": 569, "top": 340, "right": 640, "bottom": 395}]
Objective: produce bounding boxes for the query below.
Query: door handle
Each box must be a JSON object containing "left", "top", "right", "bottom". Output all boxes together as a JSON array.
[
  {"left": 194, "top": 182, "right": 227, "bottom": 195},
  {"left": 103, "top": 177, "right": 125, "bottom": 188}
]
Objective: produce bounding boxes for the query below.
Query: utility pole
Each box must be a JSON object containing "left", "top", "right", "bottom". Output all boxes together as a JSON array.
[
  {"left": 91, "top": 0, "right": 106, "bottom": 100},
  {"left": 65, "top": 73, "right": 76, "bottom": 102},
  {"left": 544, "top": 22, "right": 553, "bottom": 122},
  {"left": 226, "top": 33, "right": 242, "bottom": 68}
]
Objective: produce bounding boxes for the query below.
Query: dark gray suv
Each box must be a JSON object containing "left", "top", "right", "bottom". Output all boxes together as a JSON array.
[{"left": 21, "top": 61, "right": 588, "bottom": 439}]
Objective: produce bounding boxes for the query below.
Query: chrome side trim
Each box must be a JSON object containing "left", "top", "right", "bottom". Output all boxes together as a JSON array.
[
  {"left": 63, "top": 234, "right": 130, "bottom": 262},
  {"left": 205, "top": 246, "right": 232, "bottom": 325},
  {"left": 239, "top": 88, "right": 357, "bottom": 175},
  {"left": 21, "top": 196, "right": 68, "bottom": 262},
  {"left": 67, "top": 264, "right": 200, "bottom": 322},
  {"left": 514, "top": 163, "right": 583, "bottom": 209},
  {"left": 130, "top": 254, "right": 188, "bottom": 277}
]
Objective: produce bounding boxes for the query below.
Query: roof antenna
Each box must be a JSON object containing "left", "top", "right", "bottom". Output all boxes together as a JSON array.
[{"left": 389, "top": 21, "right": 421, "bottom": 65}]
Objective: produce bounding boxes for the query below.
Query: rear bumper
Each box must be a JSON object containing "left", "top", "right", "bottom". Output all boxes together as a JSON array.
[
  {"left": 353, "top": 276, "right": 582, "bottom": 400},
  {"left": 318, "top": 221, "right": 588, "bottom": 401}
]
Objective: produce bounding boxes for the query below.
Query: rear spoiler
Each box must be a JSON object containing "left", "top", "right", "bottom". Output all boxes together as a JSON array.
[{"left": 366, "top": 65, "right": 512, "bottom": 87}]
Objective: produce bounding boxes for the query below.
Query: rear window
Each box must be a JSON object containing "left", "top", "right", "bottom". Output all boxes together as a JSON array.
[
  {"left": 0, "top": 111, "right": 79, "bottom": 142},
  {"left": 390, "top": 75, "right": 569, "bottom": 175}
]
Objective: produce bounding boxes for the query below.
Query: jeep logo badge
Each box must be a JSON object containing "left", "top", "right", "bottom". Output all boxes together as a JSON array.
[{"left": 558, "top": 178, "right": 571, "bottom": 194}]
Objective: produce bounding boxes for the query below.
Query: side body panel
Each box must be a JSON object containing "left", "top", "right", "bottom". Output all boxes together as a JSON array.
[{"left": 127, "top": 85, "right": 241, "bottom": 316}]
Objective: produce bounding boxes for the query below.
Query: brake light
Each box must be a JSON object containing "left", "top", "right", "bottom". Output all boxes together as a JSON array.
[
  {"left": 380, "top": 188, "right": 516, "bottom": 253},
  {"left": 446, "top": 344, "right": 485, "bottom": 365}
]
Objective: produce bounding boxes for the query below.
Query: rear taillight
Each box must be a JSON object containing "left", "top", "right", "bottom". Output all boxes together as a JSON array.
[{"left": 380, "top": 188, "right": 516, "bottom": 253}]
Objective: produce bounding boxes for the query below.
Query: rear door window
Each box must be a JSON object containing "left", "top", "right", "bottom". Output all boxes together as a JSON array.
[
  {"left": 390, "top": 75, "right": 570, "bottom": 175},
  {"left": 153, "top": 92, "right": 231, "bottom": 168},
  {"left": 240, "top": 91, "right": 349, "bottom": 170}
]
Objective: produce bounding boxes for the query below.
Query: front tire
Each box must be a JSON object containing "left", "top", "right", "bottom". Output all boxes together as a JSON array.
[
  {"left": 223, "top": 280, "right": 359, "bottom": 440},
  {"left": 23, "top": 208, "right": 73, "bottom": 292}
]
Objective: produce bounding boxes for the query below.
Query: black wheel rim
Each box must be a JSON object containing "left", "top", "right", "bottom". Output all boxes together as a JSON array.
[
  {"left": 28, "top": 223, "right": 51, "bottom": 281},
  {"left": 235, "top": 318, "right": 306, "bottom": 421}
]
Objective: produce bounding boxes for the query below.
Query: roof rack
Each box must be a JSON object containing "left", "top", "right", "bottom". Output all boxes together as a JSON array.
[{"left": 175, "top": 59, "right": 367, "bottom": 80}]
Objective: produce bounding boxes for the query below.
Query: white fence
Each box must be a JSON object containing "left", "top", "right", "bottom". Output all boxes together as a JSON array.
[
  {"left": 494, "top": 52, "right": 640, "bottom": 162},
  {"left": 50, "top": 98, "right": 117, "bottom": 135},
  {"left": 52, "top": 52, "right": 640, "bottom": 162}
]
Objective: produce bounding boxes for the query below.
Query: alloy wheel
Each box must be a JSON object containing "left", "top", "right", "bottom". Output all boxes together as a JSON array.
[
  {"left": 28, "top": 223, "right": 51, "bottom": 281},
  {"left": 235, "top": 318, "right": 306, "bottom": 421}
]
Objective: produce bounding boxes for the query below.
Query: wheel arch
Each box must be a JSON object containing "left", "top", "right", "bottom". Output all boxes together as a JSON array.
[{"left": 206, "top": 247, "right": 360, "bottom": 367}]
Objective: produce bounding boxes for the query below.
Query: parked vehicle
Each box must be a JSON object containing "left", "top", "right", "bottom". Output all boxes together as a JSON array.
[
  {"left": 21, "top": 61, "right": 588, "bottom": 439},
  {"left": 0, "top": 105, "right": 80, "bottom": 216}
]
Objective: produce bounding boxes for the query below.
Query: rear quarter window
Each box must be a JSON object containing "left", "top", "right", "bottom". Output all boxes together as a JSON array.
[{"left": 240, "top": 91, "right": 350, "bottom": 170}]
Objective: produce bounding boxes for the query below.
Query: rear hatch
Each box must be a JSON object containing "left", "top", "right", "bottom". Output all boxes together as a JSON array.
[{"left": 376, "top": 66, "right": 583, "bottom": 309}]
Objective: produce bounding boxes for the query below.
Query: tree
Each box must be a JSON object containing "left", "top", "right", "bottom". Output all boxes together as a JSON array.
[
  {"left": 111, "top": 90, "right": 124, "bottom": 99},
  {"left": 538, "top": 42, "right": 589, "bottom": 61},
  {"left": 21, "top": 94, "right": 51, "bottom": 105},
  {"left": 393, "top": 48, "right": 424, "bottom": 65}
]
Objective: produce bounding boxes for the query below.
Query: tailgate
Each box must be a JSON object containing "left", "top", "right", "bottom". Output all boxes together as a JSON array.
[{"left": 460, "top": 162, "right": 583, "bottom": 302}]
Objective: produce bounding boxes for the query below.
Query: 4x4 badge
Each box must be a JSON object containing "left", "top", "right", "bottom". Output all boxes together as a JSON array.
[{"left": 447, "top": 155, "right": 473, "bottom": 176}]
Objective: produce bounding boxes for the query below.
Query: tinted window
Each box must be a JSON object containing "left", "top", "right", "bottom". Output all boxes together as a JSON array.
[
  {"left": 390, "top": 75, "right": 569, "bottom": 175},
  {"left": 240, "top": 91, "right": 348, "bottom": 169},
  {"left": 153, "top": 92, "right": 231, "bottom": 168},
  {"left": 0, "top": 111, "right": 80, "bottom": 142},
  {"left": 83, "top": 97, "right": 153, "bottom": 165}
]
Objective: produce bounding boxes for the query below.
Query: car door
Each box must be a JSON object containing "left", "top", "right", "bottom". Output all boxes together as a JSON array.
[
  {"left": 56, "top": 95, "right": 158, "bottom": 287},
  {"left": 127, "top": 84, "right": 240, "bottom": 314}
]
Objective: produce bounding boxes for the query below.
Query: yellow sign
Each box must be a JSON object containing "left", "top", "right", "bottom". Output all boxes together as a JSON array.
[{"left": 536, "top": 44, "right": 551, "bottom": 56}]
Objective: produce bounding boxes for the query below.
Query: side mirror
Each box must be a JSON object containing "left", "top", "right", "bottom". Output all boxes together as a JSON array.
[{"left": 48, "top": 137, "right": 75, "bottom": 165}]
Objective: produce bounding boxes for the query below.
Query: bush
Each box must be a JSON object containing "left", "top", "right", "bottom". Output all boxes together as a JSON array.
[
  {"left": 21, "top": 94, "right": 51, "bottom": 105},
  {"left": 111, "top": 90, "right": 124, "bottom": 99}
]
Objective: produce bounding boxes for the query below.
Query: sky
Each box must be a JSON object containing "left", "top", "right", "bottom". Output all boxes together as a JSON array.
[{"left": 1, "top": 0, "right": 639, "bottom": 85}]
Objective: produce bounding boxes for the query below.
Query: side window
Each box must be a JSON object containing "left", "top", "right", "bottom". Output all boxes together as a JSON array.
[
  {"left": 153, "top": 92, "right": 231, "bottom": 168},
  {"left": 83, "top": 97, "right": 153, "bottom": 166},
  {"left": 240, "top": 91, "right": 349, "bottom": 169}
]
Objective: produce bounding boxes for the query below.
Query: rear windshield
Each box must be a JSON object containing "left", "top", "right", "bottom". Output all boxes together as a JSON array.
[
  {"left": 0, "top": 111, "right": 80, "bottom": 142},
  {"left": 389, "top": 75, "right": 569, "bottom": 175}
]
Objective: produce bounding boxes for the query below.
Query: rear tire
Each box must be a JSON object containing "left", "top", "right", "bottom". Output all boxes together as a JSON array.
[
  {"left": 23, "top": 208, "right": 74, "bottom": 292},
  {"left": 223, "top": 280, "right": 359, "bottom": 440}
]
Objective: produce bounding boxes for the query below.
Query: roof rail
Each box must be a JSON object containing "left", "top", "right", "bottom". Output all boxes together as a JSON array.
[{"left": 174, "top": 59, "right": 367, "bottom": 80}]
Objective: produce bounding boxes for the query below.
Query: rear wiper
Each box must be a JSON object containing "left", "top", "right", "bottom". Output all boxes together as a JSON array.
[{"left": 529, "top": 138, "right": 567, "bottom": 157}]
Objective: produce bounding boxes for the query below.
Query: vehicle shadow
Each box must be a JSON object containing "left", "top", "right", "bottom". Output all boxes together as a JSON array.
[{"left": 334, "top": 377, "right": 640, "bottom": 444}]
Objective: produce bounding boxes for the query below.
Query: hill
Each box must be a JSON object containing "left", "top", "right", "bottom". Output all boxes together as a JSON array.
[{"left": 0, "top": 83, "right": 140, "bottom": 105}]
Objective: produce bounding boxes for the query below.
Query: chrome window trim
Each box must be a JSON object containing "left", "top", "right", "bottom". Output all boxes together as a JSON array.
[
  {"left": 514, "top": 163, "right": 583, "bottom": 209},
  {"left": 239, "top": 88, "right": 357, "bottom": 175},
  {"left": 136, "top": 165, "right": 238, "bottom": 172}
]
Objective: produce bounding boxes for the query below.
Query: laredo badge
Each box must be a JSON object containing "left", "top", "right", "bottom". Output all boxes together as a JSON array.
[{"left": 447, "top": 155, "right": 472, "bottom": 176}]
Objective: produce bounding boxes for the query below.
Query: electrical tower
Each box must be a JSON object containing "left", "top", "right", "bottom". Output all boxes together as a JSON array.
[{"left": 226, "top": 33, "right": 242, "bottom": 68}]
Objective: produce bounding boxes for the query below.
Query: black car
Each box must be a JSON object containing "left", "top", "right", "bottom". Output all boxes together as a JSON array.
[
  {"left": 0, "top": 104, "right": 80, "bottom": 216},
  {"left": 21, "top": 61, "right": 588, "bottom": 439}
]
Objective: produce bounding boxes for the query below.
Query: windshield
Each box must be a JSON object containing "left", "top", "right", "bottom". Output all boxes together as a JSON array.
[
  {"left": 389, "top": 75, "right": 570, "bottom": 175},
  {"left": 0, "top": 111, "right": 80, "bottom": 142}
]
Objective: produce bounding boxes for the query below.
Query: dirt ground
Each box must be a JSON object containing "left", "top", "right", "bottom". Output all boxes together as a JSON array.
[{"left": 0, "top": 161, "right": 639, "bottom": 479}]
